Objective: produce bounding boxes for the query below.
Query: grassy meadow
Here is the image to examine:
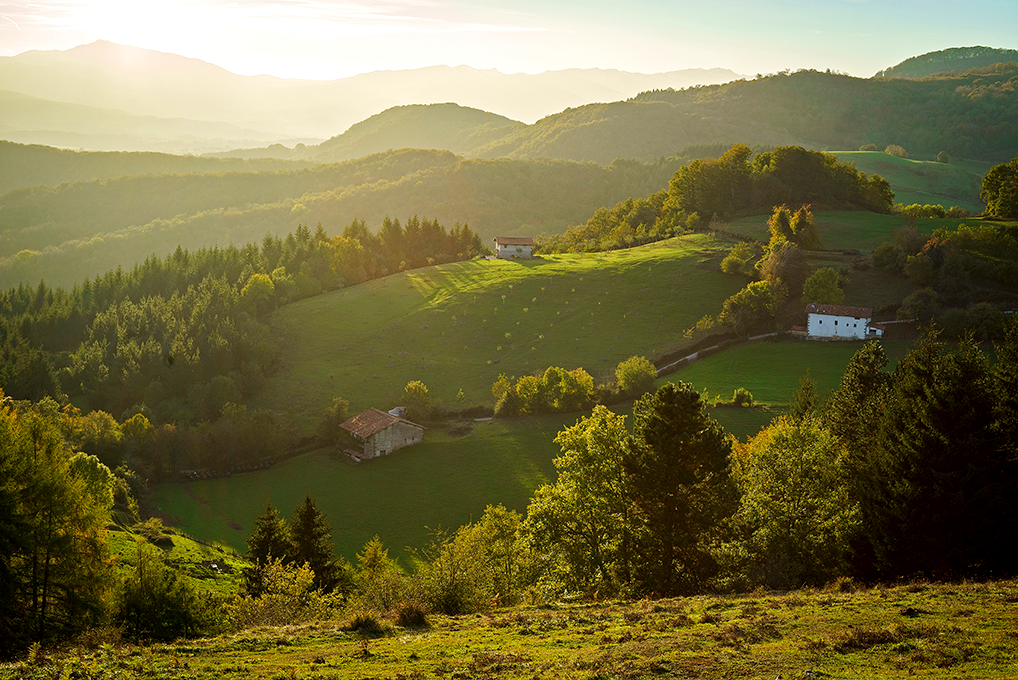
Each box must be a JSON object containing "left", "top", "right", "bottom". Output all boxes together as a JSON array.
[
  {"left": 252, "top": 233, "right": 743, "bottom": 433},
  {"left": 151, "top": 414, "right": 575, "bottom": 559},
  {"left": 9, "top": 579, "right": 1018, "bottom": 679},
  {"left": 724, "top": 210, "right": 952, "bottom": 252},
  {"left": 831, "top": 150, "right": 989, "bottom": 213},
  {"left": 666, "top": 337, "right": 915, "bottom": 407}
]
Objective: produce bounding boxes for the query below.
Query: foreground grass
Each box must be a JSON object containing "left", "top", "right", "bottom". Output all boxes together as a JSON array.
[
  {"left": 7, "top": 579, "right": 1018, "bottom": 679},
  {"left": 251, "top": 234, "right": 742, "bottom": 433}
]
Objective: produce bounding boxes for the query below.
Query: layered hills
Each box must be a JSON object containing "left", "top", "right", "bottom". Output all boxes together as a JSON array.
[
  {"left": 0, "top": 41, "right": 739, "bottom": 154},
  {"left": 224, "top": 65, "right": 1018, "bottom": 165}
]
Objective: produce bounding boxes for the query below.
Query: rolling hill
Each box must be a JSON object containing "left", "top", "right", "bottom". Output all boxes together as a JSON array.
[
  {"left": 0, "top": 149, "right": 684, "bottom": 289},
  {"left": 219, "top": 66, "right": 1018, "bottom": 166},
  {"left": 0, "top": 140, "right": 312, "bottom": 195},
  {"left": 876, "top": 45, "right": 1018, "bottom": 78},
  {"left": 0, "top": 41, "right": 740, "bottom": 153}
]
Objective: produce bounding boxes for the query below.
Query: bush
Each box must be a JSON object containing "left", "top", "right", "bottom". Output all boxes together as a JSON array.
[
  {"left": 395, "top": 603, "right": 430, "bottom": 629},
  {"left": 937, "top": 151, "right": 951, "bottom": 164},
  {"left": 884, "top": 144, "right": 909, "bottom": 158},
  {"left": 230, "top": 559, "right": 339, "bottom": 629},
  {"left": 859, "top": 143, "right": 879, "bottom": 152},
  {"left": 615, "top": 356, "right": 657, "bottom": 397},
  {"left": 732, "top": 388, "right": 754, "bottom": 407}
]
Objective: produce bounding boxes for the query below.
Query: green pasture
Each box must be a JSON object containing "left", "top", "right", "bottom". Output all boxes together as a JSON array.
[
  {"left": 832, "top": 150, "right": 988, "bottom": 213},
  {"left": 151, "top": 413, "right": 579, "bottom": 561},
  {"left": 662, "top": 337, "right": 915, "bottom": 411},
  {"left": 725, "top": 210, "right": 955, "bottom": 252},
  {"left": 108, "top": 526, "right": 246, "bottom": 596},
  {"left": 252, "top": 233, "right": 743, "bottom": 433}
]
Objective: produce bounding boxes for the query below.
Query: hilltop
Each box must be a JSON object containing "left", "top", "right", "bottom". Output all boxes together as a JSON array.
[{"left": 876, "top": 45, "right": 1018, "bottom": 78}]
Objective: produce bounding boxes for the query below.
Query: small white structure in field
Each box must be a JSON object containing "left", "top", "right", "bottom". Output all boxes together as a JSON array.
[
  {"left": 806, "top": 303, "right": 884, "bottom": 340},
  {"left": 339, "top": 408, "right": 424, "bottom": 460},
  {"left": 493, "top": 236, "right": 534, "bottom": 260}
]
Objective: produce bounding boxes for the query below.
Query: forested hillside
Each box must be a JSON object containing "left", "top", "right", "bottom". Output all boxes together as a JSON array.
[
  {"left": 0, "top": 140, "right": 310, "bottom": 194},
  {"left": 876, "top": 45, "right": 1018, "bottom": 78},
  {"left": 0, "top": 149, "right": 681, "bottom": 289},
  {"left": 197, "top": 66, "right": 1018, "bottom": 167}
]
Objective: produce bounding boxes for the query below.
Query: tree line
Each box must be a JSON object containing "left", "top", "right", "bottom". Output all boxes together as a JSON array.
[
  {"left": 537, "top": 144, "right": 893, "bottom": 253},
  {"left": 0, "top": 217, "right": 484, "bottom": 480}
]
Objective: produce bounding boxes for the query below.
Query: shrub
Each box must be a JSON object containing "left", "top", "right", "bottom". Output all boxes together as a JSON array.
[
  {"left": 732, "top": 388, "right": 754, "bottom": 407},
  {"left": 395, "top": 603, "right": 430, "bottom": 629},
  {"left": 615, "top": 356, "right": 657, "bottom": 397},
  {"left": 884, "top": 144, "right": 909, "bottom": 158},
  {"left": 859, "top": 143, "right": 879, "bottom": 152},
  {"left": 937, "top": 151, "right": 951, "bottom": 164}
]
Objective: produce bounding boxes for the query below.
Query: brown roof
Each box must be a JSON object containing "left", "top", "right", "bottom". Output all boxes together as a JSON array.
[
  {"left": 806, "top": 302, "right": 873, "bottom": 319},
  {"left": 493, "top": 237, "right": 535, "bottom": 246},
  {"left": 339, "top": 408, "right": 423, "bottom": 439}
]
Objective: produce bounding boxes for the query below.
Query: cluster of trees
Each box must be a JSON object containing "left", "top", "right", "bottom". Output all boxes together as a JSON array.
[
  {"left": 981, "top": 157, "right": 1018, "bottom": 219},
  {"left": 538, "top": 145, "right": 892, "bottom": 254},
  {"left": 491, "top": 356, "right": 658, "bottom": 417},
  {"left": 693, "top": 205, "right": 843, "bottom": 337},
  {"left": 0, "top": 218, "right": 484, "bottom": 479}
]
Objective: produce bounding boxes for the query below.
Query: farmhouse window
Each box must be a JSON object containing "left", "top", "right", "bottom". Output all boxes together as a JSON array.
[{"left": 834, "top": 320, "right": 838, "bottom": 326}]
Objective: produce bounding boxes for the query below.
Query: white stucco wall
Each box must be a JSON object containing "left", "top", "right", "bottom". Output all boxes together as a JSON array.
[
  {"left": 807, "top": 312, "right": 869, "bottom": 339},
  {"left": 496, "top": 244, "right": 532, "bottom": 259}
]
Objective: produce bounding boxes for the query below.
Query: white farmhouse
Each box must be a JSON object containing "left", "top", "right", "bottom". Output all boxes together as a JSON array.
[
  {"left": 492, "top": 236, "right": 534, "bottom": 260},
  {"left": 806, "top": 302, "right": 884, "bottom": 340}
]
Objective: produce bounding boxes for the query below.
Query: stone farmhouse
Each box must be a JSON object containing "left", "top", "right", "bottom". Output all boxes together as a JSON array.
[
  {"left": 339, "top": 408, "right": 425, "bottom": 461},
  {"left": 806, "top": 302, "right": 884, "bottom": 340},
  {"left": 492, "top": 236, "right": 534, "bottom": 260}
]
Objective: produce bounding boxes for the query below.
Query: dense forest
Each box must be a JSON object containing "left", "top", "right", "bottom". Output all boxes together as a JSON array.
[
  {"left": 0, "top": 148, "right": 681, "bottom": 289},
  {"left": 0, "top": 217, "right": 483, "bottom": 481}
]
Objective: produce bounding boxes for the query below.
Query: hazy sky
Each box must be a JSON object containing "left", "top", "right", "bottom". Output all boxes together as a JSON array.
[{"left": 1, "top": 0, "right": 1016, "bottom": 79}]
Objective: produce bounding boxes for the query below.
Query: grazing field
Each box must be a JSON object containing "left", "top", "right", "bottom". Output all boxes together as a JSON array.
[
  {"left": 664, "top": 337, "right": 915, "bottom": 408},
  {"left": 11, "top": 579, "right": 1018, "bottom": 679},
  {"left": 831, "top": 150, "right": 989, "bottom": 213},
  {"left": 725, "top": 210, "right": 950, "bottom": 252},
  {"left": 252, "top": 234, "right": 743, "bottom": 433},
  {"left": 152, "top": 414, "right": 578, "bottom": 560}
]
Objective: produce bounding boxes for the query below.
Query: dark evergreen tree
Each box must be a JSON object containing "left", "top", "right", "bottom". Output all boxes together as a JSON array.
[
  {"left": 624, "top": 382, "right": 739, "bottom": 595},
  {"left": 788, "top": 370, "right": 818, "bottom": 423},
  {"left": 243, "top": 501, "right": 291, "bottom": 596},
  {"left": 289, "top": 495, "right": 351, "bottom": 595},
  {"left": 860, "top": 335, "right": 1017, "bottom": 576}
]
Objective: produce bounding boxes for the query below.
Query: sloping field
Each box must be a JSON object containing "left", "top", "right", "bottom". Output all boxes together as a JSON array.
[
  {"left": 253, "top": 234, "right": 743, "bottom": 433},
  {"left": 665, "top": 337, "right": 915, "bottom": 408},
  {"left": 151, "top": 414, "right": 573, "bottom": 559},
  {"left": 12, "top": 579, "right": 1018, "bottom": 678},
  {"left": 832, "top": 150, "right": 989, "bottom": 212},
  {"left": 725, "top": 210, "right": 952, "bottom": 252}
]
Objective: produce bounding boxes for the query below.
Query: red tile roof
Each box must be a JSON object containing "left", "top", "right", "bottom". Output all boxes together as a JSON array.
[
  {"left": 493, "top": 237, "right": 535, "bottom": 246},
  {"left": 806, "top": 302, "right": 873, "bottom": 318},
  {"left": 339, "top": 408, "right": 423, "bottom": 439}
]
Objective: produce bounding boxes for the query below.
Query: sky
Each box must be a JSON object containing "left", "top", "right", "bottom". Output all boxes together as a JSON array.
[{"left": 1, "top": 0, "right": 1017, "bottom": 80}]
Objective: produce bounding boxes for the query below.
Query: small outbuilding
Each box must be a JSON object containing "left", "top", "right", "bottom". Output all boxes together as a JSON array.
[
  {"left": 806, "top": 302, "right": 884, "bottom": 340},
  {"left": 339, "top": 408, "right": 425, "bottom": 459},
  {"left": 493, "top": 236, "right": 534, "bottom": 260}
]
